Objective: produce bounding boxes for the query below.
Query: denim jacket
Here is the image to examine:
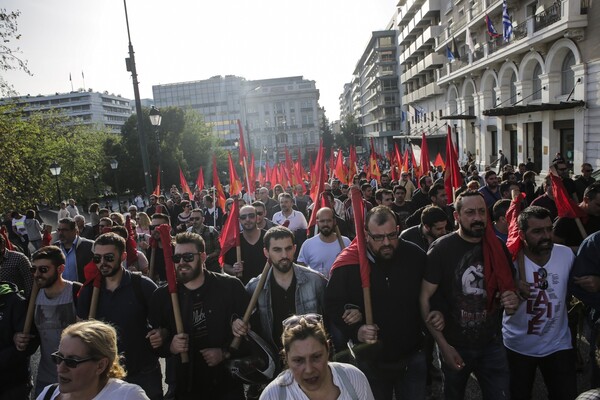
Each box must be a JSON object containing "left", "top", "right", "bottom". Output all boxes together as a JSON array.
[{"left": 246, "top": 264, "right": 327, "bottom": 347}]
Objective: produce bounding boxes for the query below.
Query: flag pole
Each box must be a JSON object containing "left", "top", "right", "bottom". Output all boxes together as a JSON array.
[{"left": 23, "top": 282, "right": 40, "bottom": 335}]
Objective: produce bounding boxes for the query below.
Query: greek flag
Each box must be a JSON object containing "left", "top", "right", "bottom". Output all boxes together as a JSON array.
[{"left": 503, "top": 0, "right": 512, "bottom": 42}]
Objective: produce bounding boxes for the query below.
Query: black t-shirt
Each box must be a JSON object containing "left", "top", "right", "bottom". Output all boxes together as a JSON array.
[
  {"left": 425, "top": 232, "right": 502, "bottom": 348},
  {"left": 270, "top": 273, "right": 297, "bottom": 350},
  {"left": 554, "top": 215, "right": 600, "bottom": 247},
  {"left": 391, "top": 201, "right": 414, "bottom": 229},
  {"left": 223, "top": 230, "right": 267, "bottom": 285}
]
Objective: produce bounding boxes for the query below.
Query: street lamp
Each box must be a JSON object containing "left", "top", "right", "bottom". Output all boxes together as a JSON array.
[
  {"left": 110, "top": 158, "right": 121, "bottom": 212},
  {"left": 149, "top": 106, "right": 162, "bottom": 194},
  {"left": 49, "top": 161, "right": 62, "bottom": 205}
]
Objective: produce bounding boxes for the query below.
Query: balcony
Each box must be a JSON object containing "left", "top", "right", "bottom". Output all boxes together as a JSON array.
[
  {"left": 534, "top": 2, "right": 561, "bottom": 32},
  {"left": 400, "top": 25, "right": 442, "bottom": 64},
  {"left": 398, "top": 0, "right": 441, "bottom": 47},
  {"left": 401, "top": 52, "right": 445, "bottom": 83},
  {"left": 402, "top": 81, "right": 443, "bottom": 104}
]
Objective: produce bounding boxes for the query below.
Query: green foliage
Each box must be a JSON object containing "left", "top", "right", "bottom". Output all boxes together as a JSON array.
[
  {"left": 320, "top": 115, "right": 334, "bottom": 155},
  {"left": 338, "top": 114, "right": 362, "bottom": 151},
  {"left": 0, "top": 9, "right": 32, "bottom": 96}
]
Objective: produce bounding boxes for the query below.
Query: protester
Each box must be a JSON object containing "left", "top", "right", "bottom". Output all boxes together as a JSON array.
[
  {"left": 186, "top": 208, "right": 221, "bottom": 273},
  {"left": 36, "top": 320, "right": 150, "bottom": 399},
  {"left": 260, "top": 314, "right": 375, "bottom": 399},
  {"left": 0, "top": 233, "right": 33, "bottom": 297},
  {"left": 25, "top": 209, "right": 44, "bottom": 250},
  {"left": 54, "top": 217, "right": 94, "bottom": 283},
  {"left": 400, "top": 205, "right": 449, "bottom": 252}
]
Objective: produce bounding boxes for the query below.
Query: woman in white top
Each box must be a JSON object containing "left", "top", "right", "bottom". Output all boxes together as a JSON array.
[
  {"left": 37, "top": 320, "right": 149, "bottom": 400},
  {"left": 260, "top": 314, "right": 374, "bottom": 400}
]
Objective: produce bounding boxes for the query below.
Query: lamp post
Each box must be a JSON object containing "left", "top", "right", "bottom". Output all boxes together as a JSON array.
[
  {"left": 149, "top": 106, "right": 162, "bottom": 192},
  {"left": 49, "top": 161, "right": 62, "bottom": 205},
  {"left": 110, "top": 159, "right": 121, "bottom": 212}
]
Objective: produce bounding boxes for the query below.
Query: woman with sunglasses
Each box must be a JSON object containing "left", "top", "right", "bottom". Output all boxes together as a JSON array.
[
  {"left": 37, "top": 320, "right": 149, "bottom": 400},
  {"left": 260, "top": 314, "right": 374, "bottom": 400}
]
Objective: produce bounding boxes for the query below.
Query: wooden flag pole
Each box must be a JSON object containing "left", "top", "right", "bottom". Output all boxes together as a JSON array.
[{"left": 23, "top": 282, "right": 39, "bottom": 334}]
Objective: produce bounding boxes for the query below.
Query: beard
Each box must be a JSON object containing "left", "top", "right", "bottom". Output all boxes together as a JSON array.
[
  {"left": 527, "top": 239, "right": 553, "bottom": 255},
  {"left": 319, "top": 226, "right": 334, "bottom": 237},
  {"left": 370, "top": 244, "right": 396, "bottom": 261},
  {"left": 460, "top": 221, "right": 486, "bottom": 238},
  {"left": 273, "top": 258, "right": 293, "bottom": 273},
  {"left": 176, "top": 263, "right": 202, "bottom": 283},
  {"left": 37, "top": 272, "right": 59, "bottom": 289},
  {"left": 99, "top": 263, "right": 121, "bottom": 277}
]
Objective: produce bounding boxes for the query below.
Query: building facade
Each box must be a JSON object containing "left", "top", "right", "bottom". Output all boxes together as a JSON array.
[{"left": 0, "top": 90, "right": 132, "bottom": 133}]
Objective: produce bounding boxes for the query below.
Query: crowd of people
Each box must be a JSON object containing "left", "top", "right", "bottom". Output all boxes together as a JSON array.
[{"left": 1, "top": 154, "right": 600, "bottom": 400}]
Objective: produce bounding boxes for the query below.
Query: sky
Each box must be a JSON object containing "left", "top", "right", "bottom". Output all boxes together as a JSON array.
[{"left": 3, "top": 0, "right": 398, "bottom": 121}]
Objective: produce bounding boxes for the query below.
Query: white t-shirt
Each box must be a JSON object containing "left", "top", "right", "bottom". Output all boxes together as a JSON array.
[
  {"left": 260, "top": 362, "right": 374, "bottom": 400},
  {"left": 37, "top": 378, "right": 149, "bottom": 400},
  {"left": 297, "top": 235, "right": 351, "bottom": 276},
  {"left": 502, "top": 244, "right": 574, "bottom": 357},
  {"left": 272, "top": 210, "right": 308, "bottom": 232}
]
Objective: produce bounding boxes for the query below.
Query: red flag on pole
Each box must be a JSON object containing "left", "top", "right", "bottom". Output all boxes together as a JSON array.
[
  {"left": 179, "top": 167, "right": 193, "bottom": 198},
  {"left": 153, "top": 165, "right": 161, "bottom": 196},
  {"left": 444, "top": 125, "right": 463, "bottom": 201},
  {"left": 550, "top": 174, "right": 587, "bottom": 219},
  {"left": 434, "top": 152, "right": 446, "bottom": 169},
  {"left": 228, "top": 152, "right": 243, "bottom": 196},
  {"left": 265, "top": 161, "right": 271, "bottom": 186},
  {"left": 309, "top": 140, "right": 326, "bottom": 204},
  {"left": 218, "top": 195, "right": 241, "bottom": 265},
  {"left": 506, "top": 192, "right": 526, "bottom": 260},
  {"left": 237, "top": 119, "right": 247, "bottom": 161},
  {"left": 195, "top": 167, "right": 205, "bottom": 191},
  {"left": 348, "top": 146, "right": 358, "bottom": 180},
  {"left": 402, "top": 149, "right": 410, "bottom": 173},
  {"left": 212, "top": 156, "right": 226, "bottom": 211},
  {"left": 420, "top": 132, "right": 431, "bottom": 179},
  {"left": 368, "top": 138, "right": 381, "bottom": 182},
  {"left": 334, "top": 149, "right": 348, "bottom": 184}
]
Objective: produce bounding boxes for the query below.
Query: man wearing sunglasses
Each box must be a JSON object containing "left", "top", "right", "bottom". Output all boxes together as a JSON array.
[
  {"left": 149, "top": 232, "right": 250, "bottom": 400},
  {"left": 13, "top": 246, "right": 80, "bottom": 397},
  {"left": 222, "top": 205, "right": 268, "bottom": 284},
  {"left": 252, "top": 201, "right": 275, "bottom": 231},
  {"left": 503, "top": 206, "right": 576, "bottom": 399},
  {"left": 187, "top": 208, "right": 221, "bottom": 273},
  {"left": 326, "top": 206, "right": 428, "bottom": 399},
  {"left": 76, "top": 233, "right": 163, "bottom": 400}
]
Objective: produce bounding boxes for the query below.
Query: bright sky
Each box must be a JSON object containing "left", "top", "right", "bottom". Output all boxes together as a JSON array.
[{"left": 3, "top": 0, "right": 397, "bottom": 121}]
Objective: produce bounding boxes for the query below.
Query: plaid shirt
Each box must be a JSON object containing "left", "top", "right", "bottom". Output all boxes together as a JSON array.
[{"left": 0, "top": 250, "right": 33, "bottom": 297}]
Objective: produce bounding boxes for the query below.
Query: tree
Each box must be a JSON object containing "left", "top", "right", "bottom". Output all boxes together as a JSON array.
[
  {"left": 320, "top": 115, "right": 334, "bottom": 155},
  {"left": 338, "top": 114, "right": 362, "bottom": 151},
  {"left": 0, "top": 9, "right": 32, "bottom": 96}
]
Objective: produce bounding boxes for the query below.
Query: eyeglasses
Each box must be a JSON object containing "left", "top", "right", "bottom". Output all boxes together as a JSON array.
[
  {"left": 172, "top": 252, "right": 200, "bottom": 263},
  {"left": 92, "top": 253, "right": 116, "bottom": 264},
  {"left": 30, "top": 266, "right": 50, "bottom": 274},
  {"left": 191, "top": 217, "right": 203, "bottom": 221},
  {"left": 239, "top": 213, "right": 256, "bottom": 220},
  {"left": 367, "top": 231, "right": 398, "bottom": 242},
  {"left": 50, "top": 352, "right": 95, "bottom": 368},
  {"left": 536, "top": 267, "right": 548, "bottom": 290},
  {"left": 282, "top": 313, "right": 323, "bottom": 328},
  {"left": 255, "top": 211, "right": 264, "bottom": 216},
  {"left": 149, "top": 225, "right": 157, "bottom": 231}
]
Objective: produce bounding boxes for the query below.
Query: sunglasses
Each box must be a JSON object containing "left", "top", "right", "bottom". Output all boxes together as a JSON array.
[
  {"left": 172, "top": 252, "right": 199, "bottom": 263},
  {"left": 367, "top": 231, "right": 398, "bottom": 242},
  {"left": 282, "top": 313, "right": 323, "bottom": 328},
  {"left": 50, "top": 352, "right": 95, "bottom": 368},
  {"left": 536, "top": 267, "right": 548, "bottom": 290},
  {"left": 92, "top": 253, "right": 116, "bottom": 264},
  {"left": 239, "top": 213, "right": 256, "bottom": 220},
  {"left": 30, "top": 266, "right": 50, "bottom": 274}
]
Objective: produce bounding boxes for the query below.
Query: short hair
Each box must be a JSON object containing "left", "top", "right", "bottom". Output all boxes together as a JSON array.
[
  {"left": 111, "top": 226, "right": 128, "bottom": 240},
  {"left": 419, "top": 175, "right": 431, "bottom": 186},
  {"left": 375, "top": 188, "right": 393, "bottom": 202},
  {"left": 365, "top": 205, "right": 396, "bottom": 227},
  {"left": 484, "top": 170, "right": 497, "bottom": 180},
  {"left": 499, "top": 180, "right": 514, "bottom": 195},
  {"left": 99, "top": 217, "right": 113, "bottom": 227},
  {"left": 94, "top": 232, "right": 126, "bottom": 255},
  {"left": 191, "top": 208, "right": 204, "bottom": 214},
  {"left": 58, "top": 218, "right": 76, "bottom": 230},
  {"left": 454, "top": 190, "right": 485, "bottom": 213},
  {"left": 264, "top": 226, "right": 295, "bottom": 250},
  {"left": 74, "top": 215, "right": 86, "bottom": 223},
  {"left": 32, "top": 246, "right": 65, "bottom": 267},
  {"left": 109, "top": 213, "right": 125, "bottom": 226},
  {"left": 152, "top": 213, "right": 171, "bottom": 224},
  {"left": 180, "top": 200, "right": 190, "bottom": 208},
  {"left": 360, "top": 183, "right": 372, "bottom": 192},
  {"left": 393, "top": 185, "right": 406, "bottom": 194},
  {"left": 492, "top": 199, "right": 511, "bottom": 222},
  {"left": 428, "top": 184, "right": 445, "bottom": 199},
  {"left": 281, "top": 315, "right": 328, "bottom": 355},
  {"left": 204, "top": 195, "right": 214, "bottom": 203},
  {"left": 98, "top": 208, "right": 110, "bottom": 216},
  {"left": 174, "top": 231, "right": 205, "bottom": 253},
  {"left": 62, "top": 320, "right": 126, "bottom": 380},
  {"left": 501, "top": 172, "right": 515, "bottom": 182},
  {"left": 278, "top": 192, "right": 293, "bottom": 202},
  {"left": 25, "top": 209, "right": 36, "bottom": 219},
  {"left": 128, "top": 205, "right": 138, "bottom": 212},
  {"left": 582, "top": 163, "right": 593, "bottom": 171},
  {"left": 252, "top": 200, "right": 265, "bottom": 210},
  {"left": 584, "top": 182, "right": 600, "bottom": 201},
  {"left": 421, "top": 206, "right": 448, "bottom": 228},
  {"left": 523, "top": 171, "right": 536, "bottom": 181},
  {"left": 518, "top": 206, "right": 552, "bottom": 232}
]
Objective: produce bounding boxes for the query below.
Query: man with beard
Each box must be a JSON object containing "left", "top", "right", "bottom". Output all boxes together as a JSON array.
[
  {"left": 76, "top": 233, "right": 163, "bottom": 400},
  {"left": 478, "top": 170, "right": 502, "bottom": 210},
  {"left": 325, "top": 206, "right": 428, "bottom": 399},
  {"left": 411, "top": 175, "right": 434, "bottom": 210},
  {"left": 186, "top": 208, "right": 220, "bottom": 273},
  {"left": 54, "top": 217, "right": 94, "bottom": 283},
  {"left": 421, "top": 190, "right": 519, "bottom": 400},
  {"left": 252, "top": 201, "right": 276, "bottom": 231},
  {"left": 223, "top": 205, "right": 268, "bottom": 285},
  {"left": 150, "top": 232, "right": 249, "bottom": 400},
  {"left": 297, "top": 207, "right": 351, "bottom": 276},
  {"left": 502, "top": 206, "right": 576, "bottom": 400},
  {"left": 232, "top": 226, "right": 327, "bottom": 352},
  {"left": 391, "top": 185, "right": 413, "bottom": 229},
  {"left": 13, "top": 246, "right": 80, "bottom": 397},
  {"left": 139, "top": 213, "right": 171, "bottom": 282},
  {"left": 400, "top": 205, "right": 449, "bottom": 252}
]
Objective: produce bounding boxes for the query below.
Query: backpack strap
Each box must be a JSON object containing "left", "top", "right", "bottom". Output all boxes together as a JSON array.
[
  {"left": 331, "top": 363, "right": 358, "bottom": 400},
  {"left": 43, "top": 383, "right": 59, "bottom": 400}
]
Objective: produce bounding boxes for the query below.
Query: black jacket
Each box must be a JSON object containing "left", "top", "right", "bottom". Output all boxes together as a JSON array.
[{"left": 54, "top": 236, "right": 94, "bottom": 283}]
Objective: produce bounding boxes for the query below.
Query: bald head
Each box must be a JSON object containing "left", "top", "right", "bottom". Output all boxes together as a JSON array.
[{"left": 316, "top": 207, "right": 335, "bottom": 237}]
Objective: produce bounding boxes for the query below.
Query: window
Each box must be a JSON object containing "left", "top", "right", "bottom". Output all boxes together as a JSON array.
[
  {"left": 561, "top": 52, "right": 575, "bottom": 95},
  {"left": 510, "top": 73, "right": 518, "bottom": 104},
  {"left": 532, "top": 64, "right": 542, "bottom": 100}
]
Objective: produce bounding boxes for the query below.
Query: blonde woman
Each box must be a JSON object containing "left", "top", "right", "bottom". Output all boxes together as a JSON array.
[{"left": 37, "top": 320, "right": 149, "bottom": 400}]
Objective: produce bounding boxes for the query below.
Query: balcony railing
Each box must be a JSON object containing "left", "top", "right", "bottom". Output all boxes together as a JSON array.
[
  {"left": 513, "top": 20, "right": 528, "bottom": 40},
  {"left": 534, "top": 2, "right": 561, "bottom": 32}
]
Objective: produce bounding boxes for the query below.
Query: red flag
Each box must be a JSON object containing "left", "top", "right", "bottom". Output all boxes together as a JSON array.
[
  {"left": 212, "top": 156, "right": 226, "bottom": 211},
  {"left": 0, "top": 226, "right": 13, "bottom": 251},
  {"left": 434, "top": 152, "right": 446, "bottom": 169},
  {"left": 402, "top": 149, "right": 410, "bottom": 173},
  {"left": 368, "top": 139, "right": 381, "bottom": 182},
  {"left": 179, "top": 167, "right": 193, "bottom": 198},
  {"left": 348, "top": 146, "right": 358, "bottom": 180},
  {"left": 265, "top": 161, "right": 271, "bottom": 186},
  {"left": 444, "top": 125, "right": 463, "bottom": 201},
  {"left": 157, "top": 224, "right": 177, "bottom": 293},
  {"left": 269, "top": 161, "right": 279, "bottom": 186},
  {"left": 195, "top": 167, "right": 205, "bottom": 191},
  {"left": 394, "top": 143, "right": 403, "bottom": 171},
  {"left": 228, "top": 152, "right": 243, "bottom": 196},
  {"left": 506, "top": 192, "right": 526, "bottom": 260},
  {"left": 237, "top": 119, "right": 247, "bottom": 161},
  {"left": 125, "top": 216, "right": 138, "bottom": 268},
  {"left": 483, "top": 214, "right": 517, "bottom": 311},
  {"left": 335, "top": 149, "right": 348, "bottom": 184},
  {"left": 550, "top": 174, "right": 587, "bottom": 219},
  {"left": 411, "top": 148, "right": 420, "bottom": 181},
  {"left": 420, "top": 132, "right": 431, "bottom": 179},
  {"left": 284, "top": 147, "right": 298, "bottom": 186},
  {"left": 309, "top": 140, "right": 326, "bottom": 204},
  {"left": 153, "top": 165, "right": 161, "bottom": 196},
  {"left": 218, "top": 195, "right": 240, "bottom": 265},
  {"left": 297, "top": 148, "right": 308, "bottom": 182}
]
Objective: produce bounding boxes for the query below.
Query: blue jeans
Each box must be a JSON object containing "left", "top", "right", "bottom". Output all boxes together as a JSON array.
[
  {"left": 362, "top": 350, "right": 427, "bottom": 400},
  {"left": 441, "top": 341, "right": 510, "bottom": 400}
]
